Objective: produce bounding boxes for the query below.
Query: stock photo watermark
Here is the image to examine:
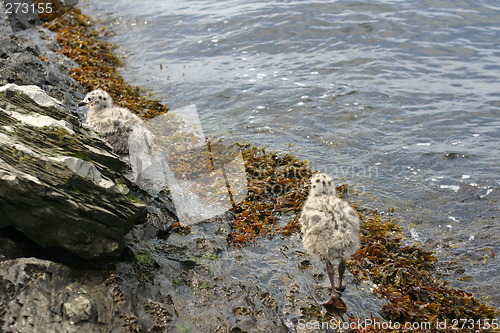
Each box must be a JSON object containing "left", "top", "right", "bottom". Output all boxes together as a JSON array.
[
  {"left": 128, "top": 104, "right": 248, "bottom": 225},
  {"left": 297, "top": 318, "right": 499, "bottom": 331}
]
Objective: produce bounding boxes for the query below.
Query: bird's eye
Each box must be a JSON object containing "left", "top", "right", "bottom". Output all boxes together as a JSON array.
[{"left": 316, "top": 179, "right": 320, "bottom": 183}]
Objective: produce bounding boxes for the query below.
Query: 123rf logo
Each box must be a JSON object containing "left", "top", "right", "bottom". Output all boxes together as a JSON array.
[{"left": 3, "top": 0, "right": 79, "bottom": 32}]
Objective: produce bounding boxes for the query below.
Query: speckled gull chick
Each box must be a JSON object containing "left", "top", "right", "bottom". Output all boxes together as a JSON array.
[
  {"left": 79, "top": 89, "right": 143, "bottom": 155},
  {"left": 299, "top": 173, "right": 360, "bottom": 309}
]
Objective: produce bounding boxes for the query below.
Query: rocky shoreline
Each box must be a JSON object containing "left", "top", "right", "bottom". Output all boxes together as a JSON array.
[
  {"left": 0, "top": 10, "right": 355, "bottom": 332},
  {"left": 0, "top": 4, "right": 497, "bottom": 333}
]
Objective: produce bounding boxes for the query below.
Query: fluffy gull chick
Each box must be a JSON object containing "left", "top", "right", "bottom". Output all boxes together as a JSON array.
[
  {"left": 299, "top": 173, "right": 360, "bottom": 309},
  {"left": 79, "top": 89, "right": 143, "bottom": 155}
]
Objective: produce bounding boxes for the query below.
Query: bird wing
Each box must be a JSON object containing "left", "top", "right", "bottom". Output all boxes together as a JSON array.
[
  {"left": 341, "top": 201, "right": 361, "bottom": 229},
  {"left": 115, "top": 107, "right": 143, "bottom": 127},
  {"left": 301, "top": 211, "right": 329, "bottom": 234}
]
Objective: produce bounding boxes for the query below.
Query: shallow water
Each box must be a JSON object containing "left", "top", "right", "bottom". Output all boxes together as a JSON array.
[{"left": 81, "top": 0, "right": 499, "bottom": 309}]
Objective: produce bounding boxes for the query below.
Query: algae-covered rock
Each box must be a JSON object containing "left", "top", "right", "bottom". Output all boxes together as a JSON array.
[{"left": 0, "top": 84, "right": 145, "bottom": 259}]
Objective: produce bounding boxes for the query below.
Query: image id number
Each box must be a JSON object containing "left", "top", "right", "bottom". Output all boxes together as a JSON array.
[{"left": 5, "top": 2, "right": 53, "bottom": 14}]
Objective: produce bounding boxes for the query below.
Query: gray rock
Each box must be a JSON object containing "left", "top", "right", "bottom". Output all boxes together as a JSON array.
[
  {"left": 0, "top": 18, "right": 86, "bottom": 111},
  {"left": 63, "top": 294, "right": 96, "bottom": 325},
  {"left": 0, "top": 257, "right": 127, "bottom": 333},
  {"left": 0, "top": 84, "right": 145, "bottom": 260}
]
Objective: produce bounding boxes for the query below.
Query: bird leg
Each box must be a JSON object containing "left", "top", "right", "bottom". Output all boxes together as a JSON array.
[
  {"left": 319, "top": 259, "right": 336, "bottom": 289},
  {"left": 318, "top": 260, "right": 346, "bottom": 309},
  {"left": 336, "top": 258, "right": 346, "bottom": 292}
]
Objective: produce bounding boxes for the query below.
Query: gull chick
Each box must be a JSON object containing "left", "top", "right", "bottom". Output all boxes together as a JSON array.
[
  {"left": 299, "top": 173, "right": 360, "bottom": 309},
  {"left": 79, "top": 89, "right": 143, "bottom": 155}
]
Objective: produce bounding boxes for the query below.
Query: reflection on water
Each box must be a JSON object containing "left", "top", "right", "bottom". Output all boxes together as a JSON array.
[{"left": 83, "top": 0, "right": 499, "bottom": 308}]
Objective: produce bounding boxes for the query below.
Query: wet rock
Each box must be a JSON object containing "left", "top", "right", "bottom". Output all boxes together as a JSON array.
[
  {"left": 63, "top": 294, "right": 96, "bottom": 325},
  {"left": 0, "top": 258, "right": 74, "bottom": 332},
  {"left": 0, "top": 257, "right": 136, "bottom": 332},
  {"left": 0, "top": 16, "right": 86, "bottom": 110},
  {"left": 0, "top": 84, "right": 145, "bottom": 260},
  {"left": 109, "top": 215, "right": 384, "bottom": 332}
]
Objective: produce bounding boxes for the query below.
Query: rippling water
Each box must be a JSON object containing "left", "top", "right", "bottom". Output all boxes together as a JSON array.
[{"left": 82, "top": 0, "right": 499, "bottom": 309}]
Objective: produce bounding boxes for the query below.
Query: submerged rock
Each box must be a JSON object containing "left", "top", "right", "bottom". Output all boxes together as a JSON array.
[{"left": 0, "top": 84, "right": 145, "bottom": 259}]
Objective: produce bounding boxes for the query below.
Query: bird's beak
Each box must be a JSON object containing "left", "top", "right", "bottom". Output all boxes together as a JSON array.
[{"left": 78, "top": 101, "right": 87, "bottom": 107}]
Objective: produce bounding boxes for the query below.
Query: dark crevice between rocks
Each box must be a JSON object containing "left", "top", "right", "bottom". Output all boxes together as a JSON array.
[
  {"left": 0, "top": 225, "right": 136, "bottom": 271},
  {"left": 0, "top": 226, "right": 81, "bottom": 264}
]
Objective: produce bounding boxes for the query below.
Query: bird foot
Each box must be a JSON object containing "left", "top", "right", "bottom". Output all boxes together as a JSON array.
[
  {"left": 320, "top": 292, "right": 346, "bottom": 310},
  {"left": 319, "top": 282, "right": 346, "bottom": 293}
]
